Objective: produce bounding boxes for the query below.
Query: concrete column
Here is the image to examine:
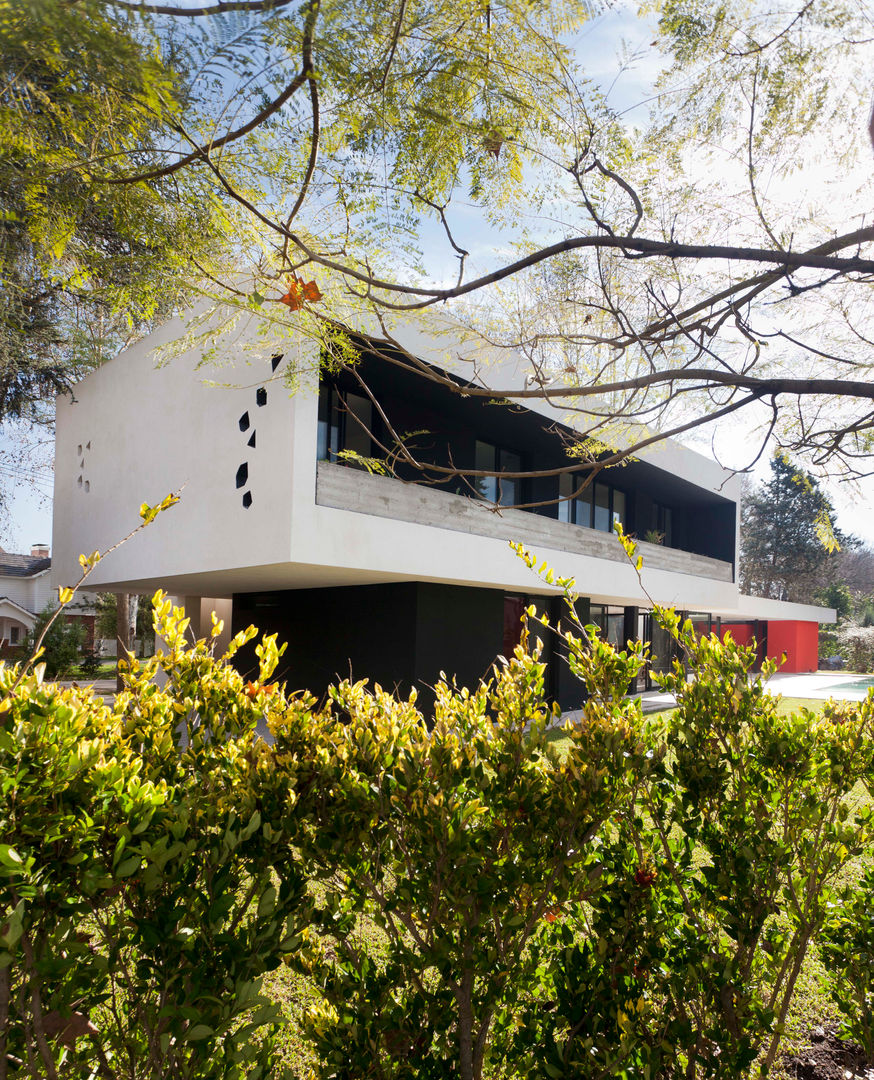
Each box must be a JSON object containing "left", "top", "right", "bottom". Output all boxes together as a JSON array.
[
  {"left": 183, "top": 596, "right": 234, "bottom": 658},
  {"left": 623, "top": 605, "right": 640, "bottom": 694}
]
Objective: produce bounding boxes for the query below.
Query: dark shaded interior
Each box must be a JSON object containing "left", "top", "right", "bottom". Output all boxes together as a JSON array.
[{"left": 319, "top": 341, "right": 737, "bottom": 567}]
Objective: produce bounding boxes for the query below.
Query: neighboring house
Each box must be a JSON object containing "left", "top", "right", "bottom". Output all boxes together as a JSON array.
[
  {"left": 51, "top": 314, "right": 834, "bottom": 708},
  {"left": 0, "top": 544, "right": 97, "bottom": 653}
]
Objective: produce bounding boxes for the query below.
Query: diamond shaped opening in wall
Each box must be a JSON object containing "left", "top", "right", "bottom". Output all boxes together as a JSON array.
[
  {"left": 256, "top": 387, "right": 267, "bottom": 407},
  {"left": 236, "top": 462, "right": 248, "bottom": 488},
  {"left": 242, "top": 491, "right": 252, "bottom": 509},
  {"left": 239, "top": 411, "right": 250, "bottom": 432},
  {"left": 247, "top": 431, "right": 256, "bottom": 448}
]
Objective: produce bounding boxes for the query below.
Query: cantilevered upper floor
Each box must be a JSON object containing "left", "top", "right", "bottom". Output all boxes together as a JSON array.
[{"left": 52, "top": 311, "right": 740, "bottom": 613}]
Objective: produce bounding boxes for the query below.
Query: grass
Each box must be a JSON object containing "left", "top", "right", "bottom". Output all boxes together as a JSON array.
[{"left": 545, "top": 696, "right": 831, "bottom": 759}]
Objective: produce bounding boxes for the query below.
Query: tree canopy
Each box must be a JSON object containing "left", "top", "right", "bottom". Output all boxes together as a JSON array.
[
  {"left": 739, "top": 453, "right": 849, "bottom": 604},
  {"left": 2, "top": 0, "right": 873, "bottom": 496}
]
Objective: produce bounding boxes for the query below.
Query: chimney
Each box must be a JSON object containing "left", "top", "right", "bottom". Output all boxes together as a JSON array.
[{"left": 31, "top": 543, "right": 49, "bottom": 558}]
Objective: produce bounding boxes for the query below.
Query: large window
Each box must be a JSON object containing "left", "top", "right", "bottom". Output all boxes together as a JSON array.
[
  {"left": 558, "top": 473, "right": 593, "bottom": 525},
  {"left": 475, "top": 441, "right": 522, "bottom": 506},
  {"left": 558, "top": 474, "right": 626, "bottom": 533},
  {"left": 590, "top": 604, "right": 625, "bottom": 649},
  {"left": 655, "top": 502, "right": 673, "bottom": 546},
  {"left": 318, "top": 385, "right": 374, "bottom": 463}
]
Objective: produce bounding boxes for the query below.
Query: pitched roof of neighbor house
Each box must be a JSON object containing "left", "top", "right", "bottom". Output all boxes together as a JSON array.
[
  {"left": 0, "top": 596, "right": 38, "bottom": 620},
  {"left": 0, "top": 552, "right": 52, "bottom": 577}
]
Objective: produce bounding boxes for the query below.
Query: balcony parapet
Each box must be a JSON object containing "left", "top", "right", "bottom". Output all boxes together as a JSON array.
[{"left": 316, "top": 462, "right": 733, "bottom": 583}]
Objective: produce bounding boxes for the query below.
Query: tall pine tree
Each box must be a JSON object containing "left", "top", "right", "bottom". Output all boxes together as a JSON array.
[{"left": 740, "top": 455, "right": 849, "bottom": 603}]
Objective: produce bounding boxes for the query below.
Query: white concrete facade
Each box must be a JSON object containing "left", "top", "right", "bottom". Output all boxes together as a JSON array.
[{"left": 50, "top": 312, "right": 831, "bottom": 630}]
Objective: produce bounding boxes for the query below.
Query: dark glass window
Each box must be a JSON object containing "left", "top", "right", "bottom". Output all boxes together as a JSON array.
[
  {"left": 656, "top": 503, "right": 674, "bottom": 546},
  {"left": 475, "top": 441, "right": 522, "bottom": 506},
  {"left": 317, "top": 384, "right": 341, "bottom": 461},
  {"left": 318, "top": 385, "right": 373, "bottom": 464},
  {"left": 559, "top": 474, "right": 626, "bottom": 531},
  {"left": 344, "top": 392, "right": 373, "bottom": 459},
  {"left": 593, "top": 483, "right": 611, "bottom": 532},
  {"left": 612, "top": 489, "right": 625, "bottom": 531},
  {"left": 559, "top": 473, "right": 593, "bottom": 526}
]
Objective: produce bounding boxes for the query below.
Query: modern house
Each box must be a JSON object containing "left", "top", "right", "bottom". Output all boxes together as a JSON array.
[
  {"left": 0, "top": 544, "right": 97, "bottom": 654},
  {"left": 51, "top": 312, "right": 833, "bottom": 708}
]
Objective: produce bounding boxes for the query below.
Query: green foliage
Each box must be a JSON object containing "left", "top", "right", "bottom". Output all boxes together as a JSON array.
[
  {"left": 3, "top": 584, "right": 874, "bottom": 1079},
  {"left": 286, "top": 623, "right": 646, "bottom": 1080},
  {"left": 22, "top": 606, "right": 85, "bottom": 679},
  {"left": 1, "top": 594, "right": 313, "bottom": 1079},
  {"left": 820, "top": 862, "right": 874, "bottom": 1060},
  {"left": 96, "top": 593, "right": 156, "bottom": 651},
  {"left": 77, "top": 643, "right": 104, "bottom": 679},
  {"left": 740, "top": 454, "right": 849, "bottom": 604},
  {"left": 815, "top": 582, "right": 853, "bottom": 623},
  {"left": 837, "top": 625, "right": 874, "bottom": 672},
  {"left": 0, "top": 0, "right": 217, "bottom": 421}
]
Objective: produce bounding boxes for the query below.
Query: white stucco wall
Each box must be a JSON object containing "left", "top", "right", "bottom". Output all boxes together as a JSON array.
[
  {"left": 53, "top": 310, "right": 745, "bottom": 614},
  {"left": 53, "top": 311, "right": 310, "bottom": 593}
]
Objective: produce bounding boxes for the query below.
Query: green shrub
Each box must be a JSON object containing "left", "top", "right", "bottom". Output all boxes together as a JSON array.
[
  {"left": 281, "top": 623, "right": 648, "bottom": 1080},
  {"left": 77, "top": 643, "right": 104, "bottom": 678},
  {"left": 0, "top": 595, "right": 315, "bottom": 1079},
  {"left": 837, "top": 624, "right": 874, "bottom": 671},
  {"left": 3, "top": 579, "right": 874, "bottom": 1080},
  {"left": 22, "top": 606, "right": 85, "bottom": 678},
  {"left": 820, "top": 863, "right": 874, "bottom": 1060}
]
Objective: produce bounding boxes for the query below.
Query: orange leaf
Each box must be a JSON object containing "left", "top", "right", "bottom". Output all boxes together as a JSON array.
[
  {"left": 279, "top": 277, "right": 304, "bottom": 310},
  {"left": 279, "top": 274, "right": 322, "bottom": 310}
]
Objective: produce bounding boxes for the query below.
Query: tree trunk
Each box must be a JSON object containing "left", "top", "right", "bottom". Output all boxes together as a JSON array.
[{"left": 116, "top": 592, "right": 130, "bottom": 693}]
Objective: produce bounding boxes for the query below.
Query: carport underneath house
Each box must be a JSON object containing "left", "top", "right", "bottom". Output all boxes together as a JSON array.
[{"left": 51, "top": 315, "right": 834, "bottom": 710}]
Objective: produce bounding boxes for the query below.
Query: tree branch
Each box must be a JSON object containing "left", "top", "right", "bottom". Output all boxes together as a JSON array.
[
  {"left": 285, "top": 225, "right": 874, "bottom": 307},
  {"left": 107, "top": 0, "right": 296, "bottom": 16},
  {"left": 103, "top": 0, "right": 320, "bottom": 186}
]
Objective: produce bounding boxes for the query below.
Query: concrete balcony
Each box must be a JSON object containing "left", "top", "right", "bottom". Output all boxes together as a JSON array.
[{"left": 315, "top": 462, "right": 734, "bottom": 583}]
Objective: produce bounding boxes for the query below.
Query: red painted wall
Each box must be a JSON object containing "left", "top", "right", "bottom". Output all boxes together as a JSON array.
[
  {"left": 766, "top": 621, "right": 819, "bottom": 673},
  {"left": 719, "top": 623, "right": 756, "bottom": 648}
]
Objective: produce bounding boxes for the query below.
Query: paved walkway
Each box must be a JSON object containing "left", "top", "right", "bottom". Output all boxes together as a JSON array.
[
  {"left": 561, "top": 671, "right": 874, "bottom": 724},
  {"left": 632, "top": 671, "right": 874, "bottom": 715}
]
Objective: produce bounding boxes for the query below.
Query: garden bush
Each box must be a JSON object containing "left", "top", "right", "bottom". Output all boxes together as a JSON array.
[
  {"left": 2, "top": 576, "right": 874, "bottom": 1079},
  {"left": 836, "top": 623, "right": 874, "bottom": 672},
  {"left": 820, "top": 862, "right": 874, "bottom": 1060},
  {"left": 21, "top": 607, "right": 85, "bottom": 679}
]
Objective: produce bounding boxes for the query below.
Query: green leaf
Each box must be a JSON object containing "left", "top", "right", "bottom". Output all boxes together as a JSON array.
[
  {"left": 115, "top": 855, "right": 141, "bottom": 878},
  {"left": 185, "top": 1024, "right": 214, "bottom": 1041},
  {"left": 0, "top": 844, "right": 23, "bottom": 869}
]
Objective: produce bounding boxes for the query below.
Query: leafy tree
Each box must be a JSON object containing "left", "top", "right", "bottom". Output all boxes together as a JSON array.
[
  {"left": 22, "top": 605, "right": 86, "bottom": 679},
  {"left": 5, "top": 0, "right": 874, "bottom": 503},
  {"left": 816, "top": 582, "right": 853, "bottom": 623},
  {"left": 740, "top": 454, "right": 849, "bottom": 603},
  {"left": 95, "top": 592, "right": 155, "bottom": 655},
  {"left": 0, "top": 0, "right": 219, "bottom": 423}
]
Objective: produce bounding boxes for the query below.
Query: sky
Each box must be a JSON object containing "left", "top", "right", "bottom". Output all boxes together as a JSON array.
[{"left": 3, "top": 0, "right": 874, "bottom": 554}]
